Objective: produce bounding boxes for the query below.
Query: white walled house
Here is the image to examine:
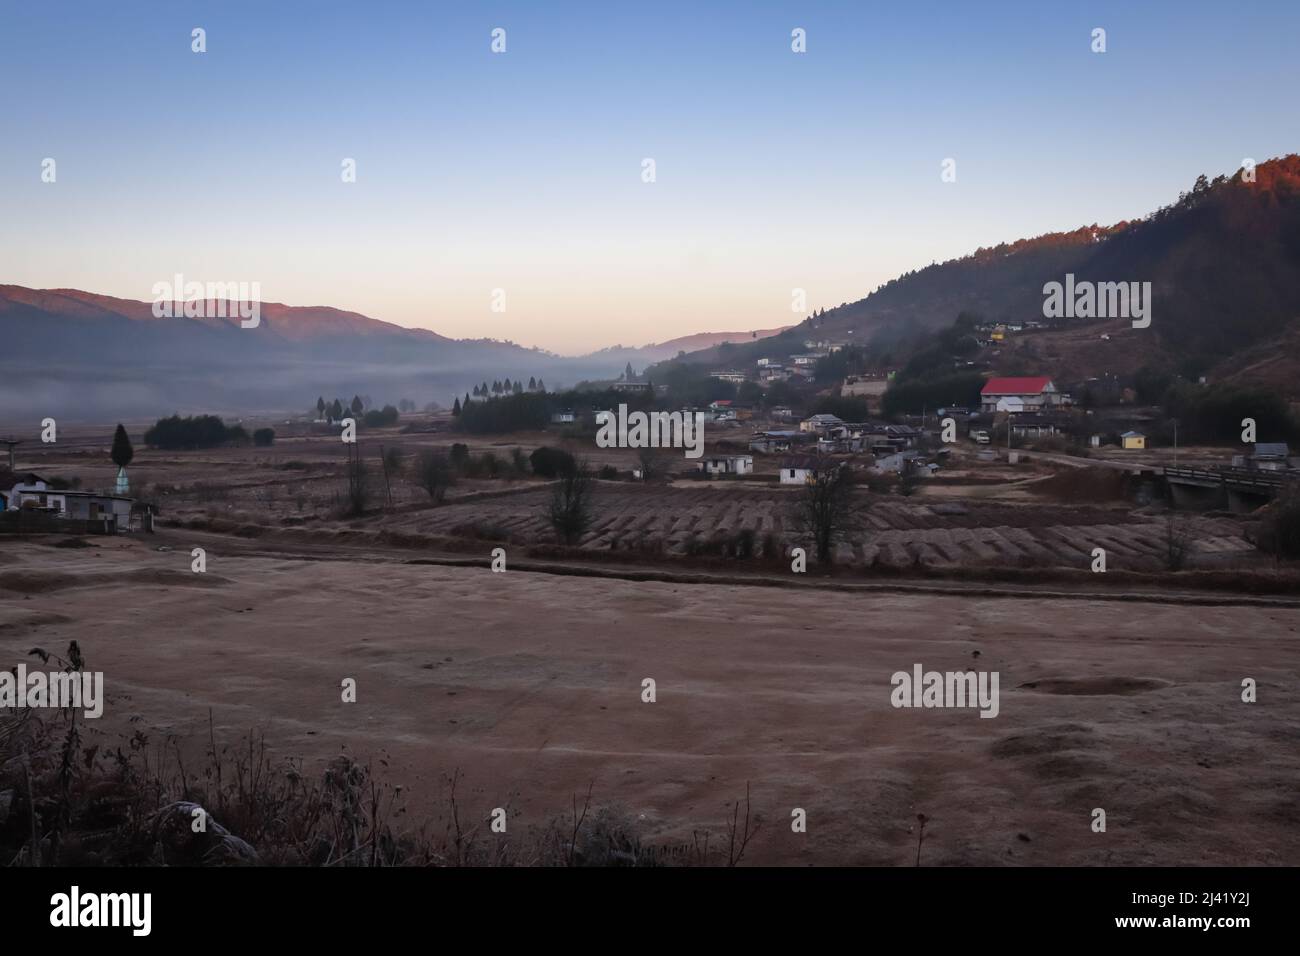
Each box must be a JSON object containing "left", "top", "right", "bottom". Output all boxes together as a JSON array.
[
  {"left": 979, "top": 376, "right": 1058, "bottom": 413},
  {"left": 1, "top": 472, "right": 51, "bottom": 510},
  {"left": 779, "top": 457, "right": 817, "bottom": 484},
  {"left": 696, "top": 455, "right": 753, "bottom": 477}
]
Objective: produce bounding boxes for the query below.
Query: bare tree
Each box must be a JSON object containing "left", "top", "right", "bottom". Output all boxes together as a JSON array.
[
  {"left": 636, "top": 447, "right": 663, "bottom": 481},
  {"left": 1164, "top": 512, "right": 1192, "bottom": 571},
  {"left": 548, "top": 460, "right": 596, "bottom": 544},
  {"left": 345, "top": 445, "right": 370, "bottom": 516},
  {"left": 415, "top": 449, "right": 455, "bottom": 504},
  {"left": 725, "top": 782, "right": 760, "bottom": 867},
  {"left": 791, "top": 461, "right": 864, "bottom": 565},
  {"left": 382, "top": 445, "right": 404, "bottom": 477}
]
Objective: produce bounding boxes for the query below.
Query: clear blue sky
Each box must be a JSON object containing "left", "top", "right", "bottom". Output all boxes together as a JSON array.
[{"left": 2, "top": 0, "right": 1296, "bottom": 352}]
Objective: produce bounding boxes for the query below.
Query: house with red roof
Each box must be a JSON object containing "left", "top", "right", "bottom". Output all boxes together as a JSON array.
[{"left": 979, "top": 376, "right": 1059, "bottom": 413}]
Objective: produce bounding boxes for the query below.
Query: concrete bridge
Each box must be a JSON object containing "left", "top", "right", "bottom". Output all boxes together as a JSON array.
[{"left": 1164, "top": 466, "right": 1294, "bottom": 512}]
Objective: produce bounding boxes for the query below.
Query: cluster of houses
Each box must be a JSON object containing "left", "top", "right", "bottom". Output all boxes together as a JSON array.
[
  {"left": 746, "top": 412, "right": 937, "bottom": 482},
  {"left": 751, "top": 414, "right": 923, "bottom": 457},
  {"left": 971, "top": 377, "right": 1155, "bottom": 449},
  {"left": 973, "top": 320, "right": 1047, "bottom": 346},
  {"left": 569, "top": 366, "right": 1300, "bottom": 486},
  {"left": 710, "top": 339, "right": 856, "bottom": 387}
]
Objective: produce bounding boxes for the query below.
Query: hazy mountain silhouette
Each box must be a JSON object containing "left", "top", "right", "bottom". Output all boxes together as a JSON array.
[{"left": 0, "top": 288, "right": 656, "bottom": 419}]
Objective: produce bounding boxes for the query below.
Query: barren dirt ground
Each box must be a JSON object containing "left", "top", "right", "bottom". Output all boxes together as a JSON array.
[{"left": 3, "top": 534, "right": 1298, "bottom": 865}]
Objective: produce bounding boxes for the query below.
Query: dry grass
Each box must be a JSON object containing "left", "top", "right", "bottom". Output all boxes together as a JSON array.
[{"left": 1, "top": 643, "right": 753, "bottom": 867}]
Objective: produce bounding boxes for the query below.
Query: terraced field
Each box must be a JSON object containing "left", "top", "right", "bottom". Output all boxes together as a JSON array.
[{"left": 377, "top": 483, "right": 1256, "bottom": 571}]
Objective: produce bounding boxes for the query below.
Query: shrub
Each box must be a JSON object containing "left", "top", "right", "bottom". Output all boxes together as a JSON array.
[
  {"left": 530, "top": 446, "right": 577, "bottom": 478},
  {"left": 253, "top": 428, "right": 275, "bottom": 447},
  {"left": 1257, "top": 491, "right": 1300, "bottom": 559},
  {"left": 761, "top": 530, "right": 784, "bottom": 561},
  {"left": 414, "top": 449, "right": 455, "bottom": 503},
  {"left": 362, "top": 405, "right": 400, "bottom": 428},
  {"left": 863, "top": 471, "right": 897, "bottom": 494}
]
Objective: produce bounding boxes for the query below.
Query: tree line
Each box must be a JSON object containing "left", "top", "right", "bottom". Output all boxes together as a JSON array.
[{"left": 144, "top": 415, "right": 274, "bottom": 449}]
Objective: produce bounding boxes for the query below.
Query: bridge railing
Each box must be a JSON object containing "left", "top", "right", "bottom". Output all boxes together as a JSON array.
[{"left": 1164, "top": 465, "right": 1296, "bottom": 490}]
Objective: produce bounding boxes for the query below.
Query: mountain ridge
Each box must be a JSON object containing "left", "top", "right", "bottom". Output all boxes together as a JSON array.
[{"left": 663, "top": 155, "right": 1300, "bottom": 390}]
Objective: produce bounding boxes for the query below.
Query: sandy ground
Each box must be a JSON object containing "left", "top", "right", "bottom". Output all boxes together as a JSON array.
[{"left": 3, "top": 534, "right": 1298, "bottom": 865}]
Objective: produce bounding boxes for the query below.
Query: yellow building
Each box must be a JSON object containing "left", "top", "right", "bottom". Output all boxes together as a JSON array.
[{"left": 1121, "top": 431, "right": 1145, "bottom": 450}]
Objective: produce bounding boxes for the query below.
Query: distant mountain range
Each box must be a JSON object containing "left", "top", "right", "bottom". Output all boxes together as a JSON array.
[
  {"left": 0, "top": 287, "right": 779, "bottom": 420},
  {"left": 583, "top": 327, "right": 790, "bottom": 366},
  {"left": 6, "top": 155, "right": 1298, "bottom": 420},
  {"left": 666, "top": 155, "right": 1300, "bottom": 395}
]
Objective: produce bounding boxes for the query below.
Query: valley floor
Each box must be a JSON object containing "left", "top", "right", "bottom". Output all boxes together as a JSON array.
[{"left": 3, "top": 533, "right": 1298, "bottom": 865}]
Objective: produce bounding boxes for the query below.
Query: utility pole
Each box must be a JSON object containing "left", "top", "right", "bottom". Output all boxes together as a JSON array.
[
  {"left": 1, "top": 438, "right": 20, "bottom": 471},
  {"left": 379, "top": 444, "right": 393, "bottom": 508}
]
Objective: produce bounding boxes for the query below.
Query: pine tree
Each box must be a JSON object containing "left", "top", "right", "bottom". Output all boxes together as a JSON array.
[
  {"left": 513, "top": 381, "right": 523, "bottom": 394},
  {"left": 332, "top": 399, "right": 344, "bottom": 420},
  {"left": 503, "top": 377, "right": 512, "bottom": 392},
  {"left": 111, "top": 424, "right": 134, "bottom": 469},
  {"left": 316, "top": 396, "right": 325, "bottom": 417},
  {"left": 452, "top": 397, "right": 462, "bottom": 416},
  {"left": 537, "top": 378, "right": 546, "bottom": 392},
  {"left": 351, "top": 395, "right": 363, "bottom": 415},
  {"left": 528, "top": 376, "right": 537, "bottom": 390},
  {"left": 624, "top": 362, "right": 635, "bottom": 381}
]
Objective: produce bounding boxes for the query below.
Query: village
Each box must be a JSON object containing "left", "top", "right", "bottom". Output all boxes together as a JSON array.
[{"left": 4, "top": 339, "right": 1296, "bottom": 579}]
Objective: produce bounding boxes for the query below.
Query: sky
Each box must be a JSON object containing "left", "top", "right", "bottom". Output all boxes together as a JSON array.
[{"left": 1, "top": 1, "right": 1297, "bottom": 354}]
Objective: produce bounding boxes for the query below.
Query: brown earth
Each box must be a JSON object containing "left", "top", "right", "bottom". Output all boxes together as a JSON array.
[{"left": 2, "top": 534, "right": 1298, "bottom": 866}]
